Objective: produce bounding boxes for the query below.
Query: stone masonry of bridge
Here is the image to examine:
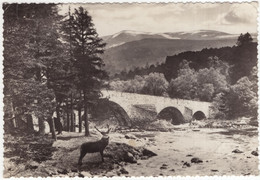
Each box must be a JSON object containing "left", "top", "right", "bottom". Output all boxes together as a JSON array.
[{"left": 101, "top": 90, "right": 213, "bottom": 121}]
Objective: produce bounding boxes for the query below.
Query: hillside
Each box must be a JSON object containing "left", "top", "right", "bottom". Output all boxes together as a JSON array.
[
  {"left": 113, "top": 42, "right": 257, "bottom": 85},
  {"left": 103, "top": 30, "right": 243, "bottom": 48},
  {"left": 103, "top": 38, "right": 237, "bottom": 74},
  {"left": 163, "top": 42, "right": 257, "bottom": 83},
  {"left": 103, "top": 30, "right": 175, "bottom": 49}
]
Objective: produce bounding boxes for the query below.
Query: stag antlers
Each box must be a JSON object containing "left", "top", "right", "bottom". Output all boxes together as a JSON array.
[{"left": 94, "top": 124, "right": 111, "bottom": 136}]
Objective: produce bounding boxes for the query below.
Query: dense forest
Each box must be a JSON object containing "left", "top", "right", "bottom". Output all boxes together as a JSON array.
[
  {"left": 113, "top": 35, "right": 257, "bottom": 84},
  {"left": 110, "top": 33, "right": 257, "bottom": 119},
  {"left": 3, "top": 4, "right": 107, "bottom": 139}
]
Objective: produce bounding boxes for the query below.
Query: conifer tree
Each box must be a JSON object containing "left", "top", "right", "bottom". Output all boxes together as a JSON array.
[
  {"left": 3, "top": 4, "right": 67, "bottom": 140},
  {"left": 62, "top": 6, "right": 106, "bottom": 136}
]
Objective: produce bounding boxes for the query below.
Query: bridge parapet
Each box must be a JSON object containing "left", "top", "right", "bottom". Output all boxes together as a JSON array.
[{"left": 101, "top": 90, "right": 213, "bottom": 120}]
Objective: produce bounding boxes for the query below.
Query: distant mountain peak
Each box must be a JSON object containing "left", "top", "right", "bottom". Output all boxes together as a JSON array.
[
  {"left": 119, "top": 30, "right": 151, "bottom": 34},
  {"left": 103, "top": 29, "right": 239, "bottom": 49},
  {"left": 111, "top": 30, "right": 153, "bottom": 38}
]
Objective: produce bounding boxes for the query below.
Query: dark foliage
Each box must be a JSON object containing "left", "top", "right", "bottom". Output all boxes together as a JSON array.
[
  {"left": 4, "top": 134, "right": 56, "bottom": 164},
  {"left": 61, "top": 6, "right": 107, "bottom": 136},
  {"left": 114, "top": 40, "right": 257, "bottom": 85},
  {"left": 237, "top": 32, "right": 253, "bottom": 47},
  {"left": 3, "top": 4, "right": 108, "bottom": 138},
  {"left": 3, "top": 4, "right": 63, "bottom": 139}
]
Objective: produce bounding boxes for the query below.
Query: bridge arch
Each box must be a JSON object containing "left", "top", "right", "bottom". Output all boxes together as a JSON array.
[
  {"left": 108, "top": 101, "right": 131, "bottom": 126},
  {"left": 157, "top": 106, "right": 185, "bottom": 125},
  {"left": 91, "top": 99, "right": 131, "bottom": 126},
  {"left": 193, "top": 111, "right": 206, "bottom": 120}
]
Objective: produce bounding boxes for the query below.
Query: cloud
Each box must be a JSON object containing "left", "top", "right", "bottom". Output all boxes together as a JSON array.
[
  {"left": 223, "top": 3, "right": 257, "bottom": 24},
  {"left": 59, "top": 3, "right": 257, "bottom": 36},
  {"left": 146, "top": 4, "right": 185, "bottom": 19},
  {"left": 182, "top": 3, "right": 220, "bottom": 11}
]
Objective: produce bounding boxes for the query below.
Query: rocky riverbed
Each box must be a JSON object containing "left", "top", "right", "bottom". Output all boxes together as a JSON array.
[{"left": 3, "top": 123, "right": 259, "bottom": 177}]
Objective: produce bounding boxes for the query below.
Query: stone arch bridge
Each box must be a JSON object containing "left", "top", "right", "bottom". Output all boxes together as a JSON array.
[{"left": 101, "top": 90, "right": 213, "bottom": 124}]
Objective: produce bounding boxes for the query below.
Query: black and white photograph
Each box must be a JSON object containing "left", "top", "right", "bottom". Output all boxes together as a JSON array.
[{"left": 2, "top": 1, "right": 259, "bottom": 177}]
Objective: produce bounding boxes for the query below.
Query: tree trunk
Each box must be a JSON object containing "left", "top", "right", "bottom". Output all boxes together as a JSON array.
[
  {"left": 78, "top": 90, "right": 82, "bottom": 133},
  {"left": 70, "top": 112, "right": 74, "bottom": 132},
  {"left": 73, "top": 113, "right": 76, "bottom": 132},
  {"left": 83, "top": 92, "right": 90, "bottom": 136},
  {"left": 26, "top": 114, "right": 34, "bottom": 133},
  {"left": 56, "top": 105, "right": 61, "bottom": 124},
  {"left": 48, "top": 117, "right": 57, "bottom": 140},
  {"left": 38, "top": 118, "right": 45, "bottom": 135},
  {"left": 14, "top": 106, "right": 21, "bottom": 129},
  {"left": 70, "top": 93, "right": 74, "bottom": 132},
  {"left": 10, "top": 100, "right": 17, "bottom": 128},
  {"left": 66, "top": 101, "right": 70, "bottom": 132},
  {"left": 78, "top": 107, "right": 82, "bottom": 133}
]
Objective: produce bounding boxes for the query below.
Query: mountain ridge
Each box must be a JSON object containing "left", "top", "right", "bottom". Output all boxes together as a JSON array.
[
  {"left": 102, "top": 38, "right": 237, "bottom": 74},
  {"left": 101, "top": 30, "right": 257, "bottom": 75},
  {"left": 102, "top": 30, "right": 247, "bottom": 49}
]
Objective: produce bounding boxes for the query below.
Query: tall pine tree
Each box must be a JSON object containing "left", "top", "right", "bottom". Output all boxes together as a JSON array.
[
  {"left": 3, "top": 4, "right": 68, "bottom": 139},
  {"left": 61, "top": 7, "right": 106, "bottom": 136}
]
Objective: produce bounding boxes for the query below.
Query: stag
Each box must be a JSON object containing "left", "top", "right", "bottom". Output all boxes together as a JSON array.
[{"left": 78, "top": 125, "right": 111, "bottom": 165}]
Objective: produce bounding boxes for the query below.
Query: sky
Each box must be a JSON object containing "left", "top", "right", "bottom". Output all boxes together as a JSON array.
[{"left": 59, "top": 2, "right": 258, "bottom": 36}]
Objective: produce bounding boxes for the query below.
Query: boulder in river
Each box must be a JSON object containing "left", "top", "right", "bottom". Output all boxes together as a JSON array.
[
  {"left": 57, "top": 169, "right": 69, "bottom": 175},
  {"left": 142, "top": 148, "right": 157, "bottom": 157},
  {"left": 141, "top": 156, "right": 149, "bottom": 160},
  {"left": 183, "top": 162, "right": 191, "bottom": 167},
  {"left": 160, "top": 166, "right": 167, "bottom": 170},
  {"left": 160, "top": 164, "right": 168, "bottom": 169},
  {"left": 124, "top": 152, "right": 137, "bottom": 163},
  {"left": 211, "top": 169, "right": 218, "bottom": 172},
  {"left": 120, "top": 167, "right": 129, "bottom": 174},
  {"left": 232, "top": 149, "right": 243, "bottom": 153},
  {"left": 251, "top": 151, "right": 258, "bottom": 156},
  {"left": 125, "top": 134, "right": 136, "bottom": 139},
  {"left": 191, "top": 157, "right": 203, "bottom": 163}
]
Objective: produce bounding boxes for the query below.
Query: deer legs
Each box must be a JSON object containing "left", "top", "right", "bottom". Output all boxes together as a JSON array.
[
  {"left": 78, "top": 149, "right": 87, "bottom": 165},
  {"left": 78, "top": 150, "right": 105, "bottom": 165},
  {"left": 100, "top": 150, "right": 104, "bottom": 162}
]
